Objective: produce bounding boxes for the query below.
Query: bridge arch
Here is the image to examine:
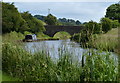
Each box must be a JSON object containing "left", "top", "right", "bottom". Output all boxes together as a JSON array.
[{"left": 44, "top": 25, "right": 84, "bottom": 37}]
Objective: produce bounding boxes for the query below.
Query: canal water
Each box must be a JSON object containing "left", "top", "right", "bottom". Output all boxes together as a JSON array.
[{"left": 23, "top": 39, "right": 118, "bottom": 62}]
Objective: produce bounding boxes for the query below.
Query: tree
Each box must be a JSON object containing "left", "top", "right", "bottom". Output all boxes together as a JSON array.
[
  {"left": 58, "top": 18, "right": 81, "bottom": 26},
  {"left": 85, "top": 21, "right": 101, "bottom": 34},
  {"left": 45, "top": 14, "right": 57, "bottom": 25},
  {"left": 105, "top": 3, "right": 120, "bottom": 22},
  {"left": 34, "top": 15, "right": 46, "bottom": 21},
  {"left": 100, "top": 18, "right": 112, "bottom": 33},
  {"left": 112, "top": 20, "right": 120, "bottom": 28},
  {"left": 21, "top": 12, "right": 45, "bottom": 33},
  {"left": 2, "top": 2, "right": 27, "bottom": 33},
  {"left": 76, "top": 20, "right": 81, "bottom": 25}
]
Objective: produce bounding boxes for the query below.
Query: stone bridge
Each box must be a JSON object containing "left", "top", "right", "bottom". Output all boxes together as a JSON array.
[{"left": 44, "top": 25, "right": 84, "bottom": 37}]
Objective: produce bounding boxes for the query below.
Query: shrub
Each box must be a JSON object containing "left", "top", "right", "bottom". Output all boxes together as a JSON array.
[
  {"left": 24, "top": 31, "right": 33, "bottom": 36},
  {"left": 82, "top": 50, "right": 118, "bottom": 81},
  {"left": 85, "top": 21, "right": 102, "bottom": 34},
  {"left": 112, "top": 20, "right": 120, "bottom": 28},
  {"left": 100, "top": 18, "right": 112, "bottom": 33}
]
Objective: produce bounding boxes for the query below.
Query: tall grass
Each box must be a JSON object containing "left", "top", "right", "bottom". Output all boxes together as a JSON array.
[
  {"left": 2, "top": 42, "right": 118, "bottom": 81},
  {"left": 89, "top": 28, "right": 118, "bottom": 52},
  {"left": 2, "top": 31, "right": 119, "bottom": 81}
]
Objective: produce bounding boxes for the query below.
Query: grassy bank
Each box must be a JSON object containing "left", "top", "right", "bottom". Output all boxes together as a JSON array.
[
  {"left": 2, "top": 32, "right": 119, "bottom": 81},
  {"left": 53, "top": 31, "right": 71, "bottom": 39},
  {"left": 89, "top": 28, "right": 119, "bottom": 53},
  {"left": 71, "top": 28, "right": 119, "bottom": 53},
  {"left": 1, "top": 71, "right": 19, "bottom": 81}
]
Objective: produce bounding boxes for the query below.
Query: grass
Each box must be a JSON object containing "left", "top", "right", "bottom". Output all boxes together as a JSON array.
[
  {"left": 2, "top": 42, "right": 118, "bottom": 81},
  {"left": 2, "top": 31, "right": 119, "bottom": 81},
  {"left": 89, "top": 28, "right": 119, "bottom": 53},
  {"left": 53, "top": 31, "right": 71, "bottom": 39},
  {"left": 0, "top": 70, "right": 19, "bottom": 82},
  {"left": 1, "top": 71, "right": 19, "bottom": 81},
  {"left": 36, "top": 32, "right": 51, "bottom": 39}
]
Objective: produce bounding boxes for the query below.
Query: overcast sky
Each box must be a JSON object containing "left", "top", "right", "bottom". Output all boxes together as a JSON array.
[
  {"left": 13, "top": 2, "right": 118, "bottom": 22},
  {"left": 3, "top": 0, "right": 118, "bottom": 22}
]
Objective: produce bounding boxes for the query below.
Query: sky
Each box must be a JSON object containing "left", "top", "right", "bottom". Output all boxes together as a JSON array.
[{"left": 4, "top": 1, "right": 118, "bottom": 22}]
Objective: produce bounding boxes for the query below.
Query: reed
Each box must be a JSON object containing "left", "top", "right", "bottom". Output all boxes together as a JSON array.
[{"left": 2, "top": 31, "right": 119, "bottom": 81}]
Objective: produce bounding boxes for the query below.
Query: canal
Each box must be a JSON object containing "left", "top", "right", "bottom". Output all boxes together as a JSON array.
[{"left": 23, "top": 39, "right": 118, "bottom": 63}]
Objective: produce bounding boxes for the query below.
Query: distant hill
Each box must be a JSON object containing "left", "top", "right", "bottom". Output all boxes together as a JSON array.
[{"left": 34, "top": 15, "right": 82, "bottom": 26}]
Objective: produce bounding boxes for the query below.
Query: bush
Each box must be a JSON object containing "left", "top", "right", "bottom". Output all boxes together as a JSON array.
[
  {"left": 112, "top": 20, "right": 120, "bottom": 28},
  {"left": 2, "top": 31, "right": 24, "bottom": 43},
  {"left": 100, "top": 18, "right": 112, "bottom": 33},
  {"left": 82, "top": 50, "right": 118, "bottom": 81},
  {"left": 2, "top": 43, "right": 56, "bottom": 81},
  {"left": 85, "top": 21, "right": 102, "bottom": 34},
  {"left": 24, "top": 31, "right": 33, "bottom": 36}
]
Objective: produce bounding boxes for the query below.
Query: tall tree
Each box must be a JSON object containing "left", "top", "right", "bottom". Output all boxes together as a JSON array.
[
  {"left": 45, "top": 14, "right": 57, "bottom": 25},
  {"left": 21, "top": 12, "right": 45, "bottom": 33},
  {"left": 100, "top": 18, "right": 112, "bottom": 33},
  {"left": 76, "top": 20, "right": 81, "bottom": 25},
  {"left": 34, "top": 15, "right": 46, "bottom": 21},
  {"left": 2, "top": 2, "right": 27, "bottom": 33},
  {"left": 105, "top": 3, "right": 120, "bottom": 22}
]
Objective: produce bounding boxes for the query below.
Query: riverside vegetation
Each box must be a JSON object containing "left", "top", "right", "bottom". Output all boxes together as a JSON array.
[
  {"left": 2, "top": 2, "right": 120, "bottom": 82},
  {"left": 2, "top": 31, "right": 119, "bottom": 81}
]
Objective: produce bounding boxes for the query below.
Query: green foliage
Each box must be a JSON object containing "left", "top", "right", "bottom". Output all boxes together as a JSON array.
[
  {"left": 82, "top": 50, "right": 118, "bottom": 81},
  {"left": 2, "top": 2, "right": 45, "bottom": 34},
  {"left": 36, "top": 32, "right": 51, "bottom": 39},
  {"left": 2, "top": 41, "right": 118, "bottom": 81},
  {"left": 34, "top": 15, "right": 46, "bottom": 22},
  {"left": 70, "top": 33, "right": 81, "bottom": 42},
  {"left": 2, "top": 71, "right": 19, "bottom": 81},
  {"left": 34, "top": 15, "right": 81, "bottom": 26},
  {"left": 71, "top": 21, "right": 102, "bottom": 46},
  {"left": 53, "top": 31, "right": 71, "bottom": 39},
  {"left": 58, "top": 18, "right": 81, "bottom": 26},
  {"left": 24, "top": 31, "right": 33, "bottom": 36},
  {"left": 76, "top": 20, "right": 81, "bottom": 25},
  {"left": 3, "top": 43, "right": 56, "bottom": 81},
  {"left": 112, "top": 20, "right": 120, "bottom": 28},
  {"left": 71, "top": 30, "right": 89, "bottom": 46},
  {"left": 100, "top": 18, "right": 112, "bottom": 33},
  {"left": 21, "top": 12, "right": 45, "bottom": 33},
  {"left": 105, "top": 3, "right": 120, "bottom": 22},
  {"left": 2, "top": 31, "right": 24, "bottom": 43},
  {"left": 85, "top": 20, "right": 102, "bottom": 34},
  {"left": 89, "top": 28, "right": 118, "bottom": 52},
  {"left": 45, "top": 14, "right": 57, "bottom": 25},
  {"left": 2, "top": 2, "right": 27, "bottom": 33}
]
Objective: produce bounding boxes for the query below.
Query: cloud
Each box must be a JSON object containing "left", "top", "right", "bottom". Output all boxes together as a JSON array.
[{"left": 13, "top": 2, "right": 116, "bottom": 22}]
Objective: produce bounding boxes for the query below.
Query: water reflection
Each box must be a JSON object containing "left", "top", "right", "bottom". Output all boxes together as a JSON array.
[{"left": 24, "top": 39, "right": 118, "bottom": 62}]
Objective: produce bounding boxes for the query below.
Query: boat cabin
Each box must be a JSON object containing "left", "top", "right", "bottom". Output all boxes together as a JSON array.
[{"left": 23, "top": 34, "right": 37, "bottom": 42}]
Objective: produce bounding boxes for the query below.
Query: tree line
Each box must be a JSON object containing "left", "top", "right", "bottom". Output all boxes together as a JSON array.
[
  {"left": 71, "top": 2, "right": 120, "bottom": 44},
  {"left": 34, "top": 14, "right": 81, "bottom": 26},
  {"left": 2, "top": 2, "right": 45, "bottom": 34},
  {"left": 2, "top": 2, "right": 120, "bottom": 36}
]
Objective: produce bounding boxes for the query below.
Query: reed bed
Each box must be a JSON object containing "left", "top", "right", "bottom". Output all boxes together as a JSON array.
[{"left": 2, "top": 31, "right": 119, "bottom": 81}]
